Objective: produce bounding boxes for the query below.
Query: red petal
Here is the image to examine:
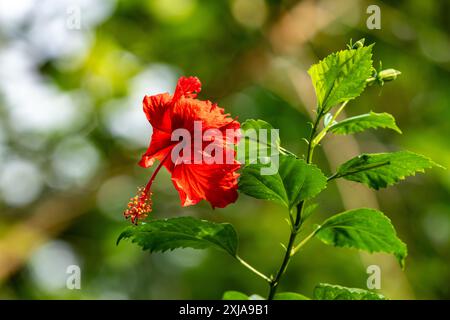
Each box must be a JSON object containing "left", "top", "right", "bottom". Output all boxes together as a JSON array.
[
  {"left": 143, "top": 93, "right": 172, "bottom": 133},
  {"left": 171, "top": 161, "right": 240, "bottom": 208},
  {"left": 139, "top": 128, "right": 173, "bottom": 168},
  {"left": 139, "top": 76, "right": 241, "bottom": 209},
  {"left": 171, "top": 98, "right": 239, "bottom": 133},
  {"left": 172, "top": 76, "right": 202, "bottom": 102}
]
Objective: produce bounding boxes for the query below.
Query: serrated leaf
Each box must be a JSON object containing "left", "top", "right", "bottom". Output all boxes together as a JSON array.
[
  {"left": 222, "top": 291, "right": 249, "bottom": 300},
  {"left": 315, "top": 208, "right": 407, "bottom": 267},
  {"left": 274, "top": 292, "right": 310, "bottom": 300},
  {"left": 238, "top": 155, "right": 327, "bottom": 209},
  {"left": 238, "top": 119, "right": 294, "bottom": 165},
  {"left": 117, "top": 217, "right": 238, "bottom": 257},
  {"left": 308, "top": 45, "right": 373, "bottom": 113},
  {"left": 335, "top": 151, "right": 441, "bottom": 189},
  {"left": 302, "top": 203, "right": 319, "bottom": 222},
  {"left": 313, "top": 283, "right": 386, "bottom": 300},
  {"left": 241, "top": 119, "right": 280, "bottom": 150},
  {"left": 329, "top": 112, "right": 402, "bottom": 135}
]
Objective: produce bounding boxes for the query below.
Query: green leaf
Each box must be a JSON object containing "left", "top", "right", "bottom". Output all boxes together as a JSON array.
[
  {"left": 222, "top": 291, "right": 264, "bottom": 300},
  {"left": 315, "top": 208, "right": 407, "bottom": 267},
  {"left": 308, "top": 45, "right": 373, "bottom": 114},
  {"left": 329, "top": 112, "right": 402, "bottom": 135},
  {"left": 238, "top": 119, "right": 280, "bottom": 156},
  {"left": 248, "top": 294, "right": 265, "bottom": 300},
  {"left": 238, "top": 155, "right": 327, "bottom": 209},
  {"left": 274, "top": 292, "right": 310, "bottom": 300},
  {"left": 117, "top": 217, "right": 238, "bottom": 257},
  {"left": 334, "top": 151, "right": 441, "bottom": 189},
  {"left": 223, "top": 291, "right": 249, "bottom": 300},
  {"left": 313, "top": 283, "right": 386, "bottom": 300},
  {"left": 301, "top": 203, "right": 319, "bottom": 222},
  {"left": 238, "top": 119, "right": 294, "bottom": 165}
]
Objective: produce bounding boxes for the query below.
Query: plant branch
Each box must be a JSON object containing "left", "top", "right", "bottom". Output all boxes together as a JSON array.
[
  {"left": 267, "top": 109, "right": 323, "bottom": 300},
  {"left": 306, "top": 110, "right": 323, "bottom": 163},
  {"left": 291, "top": 226, "right": 320, "bottom": 256},
  {"left": 236, "top": 255, "right": 271, "bottom": 283},
  {"left": 311, "top": 100, "right": 349, "bottom": 148}
]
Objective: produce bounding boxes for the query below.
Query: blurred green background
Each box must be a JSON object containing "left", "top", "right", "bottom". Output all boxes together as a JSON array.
[{"left": 0, "top": 0, "right": 449, "bottom": 300}]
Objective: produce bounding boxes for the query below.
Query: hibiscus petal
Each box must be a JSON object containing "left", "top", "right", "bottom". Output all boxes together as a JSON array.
[
  {"left": 171, "top": 161, "right": 240, "bottom": 208},
  {"left": 138, "top": 76, "right": 241, "bottom": 211},
  {"left": 172, "top": 76, "right": 202, "bottom": 102},
  {"left": 139, "top": 128, "right": 173, "bottom": 169},
  {"left": 172, "top": 98, "right": 239, "bottom": 134},
  {"left": 143, "top": 93, "right": 172, "bottom": 132}
]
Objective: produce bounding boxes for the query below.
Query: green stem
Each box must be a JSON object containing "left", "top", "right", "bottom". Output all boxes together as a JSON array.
[
  {"left": 291, "top": 227, "right": 320, "bottom": 256},
  {"left": 267, "top": 202, "right": 304, "bottom": 300},
  {"left": 266, "top": 90, "right": 374, "bottom": 298},
  {"left": 311, "top": 100, "right": 349, "bottom": 148},
  {"left": 236, "top": 255, "right": 271, "bottom": 283},
  {"left": 306, "top": 111, "right": 322, "bottom": 163},
  {"left": 267, "top": 110, "right": 323, "bottom": 300}
]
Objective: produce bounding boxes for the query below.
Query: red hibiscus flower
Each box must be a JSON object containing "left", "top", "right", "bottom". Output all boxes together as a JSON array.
[{"left": 124, "top": 76, "right": 241, "bottom": 224}]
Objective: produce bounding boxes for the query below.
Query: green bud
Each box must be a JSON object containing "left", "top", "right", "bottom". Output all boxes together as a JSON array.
[
  {"left": 352, "top": 38, "right": 365, "bottom": 49},
  {"left": 377, "top": 69, "right": 401, "bottom": 82}
]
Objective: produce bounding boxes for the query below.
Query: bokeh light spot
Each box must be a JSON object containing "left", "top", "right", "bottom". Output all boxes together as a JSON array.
[
  {"left": 147, "top": 0, "right": 197, "bottom": 23},
  {"left": 231, "top": 0, "right": 267, "bottom": 29},
  {"left": 0, "top": 158, "right": 43, "bottom": 207}
]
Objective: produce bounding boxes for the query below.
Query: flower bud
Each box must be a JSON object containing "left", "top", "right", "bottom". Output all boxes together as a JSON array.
[
  {"left": 377, "top": 69, "right": 401, "bottom": 82},
  {"left": 352, "top": 38, "right": 365, "bottom": 49}
]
